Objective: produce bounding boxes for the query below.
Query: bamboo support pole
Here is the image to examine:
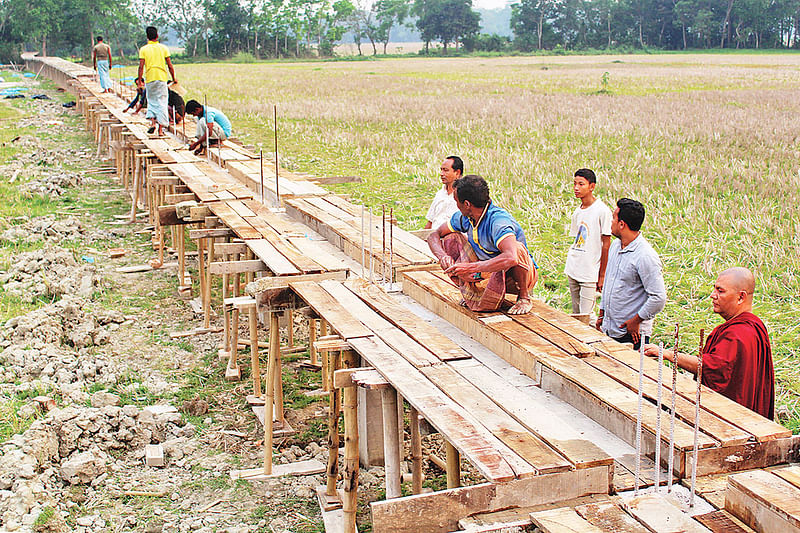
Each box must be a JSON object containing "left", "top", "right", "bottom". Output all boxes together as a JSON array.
[
  {"left": 309, "top": 319, "right": 318, "bottom": 365},
  {"left": 326, "top": 349, "right": 341, "bottom": 497},
  {"left": 341, "top": 349, "right": 359, "bottom": 533},
  {"left": 249, "top": 306, "right": 261, "bottom": 398},
  {"left": 410, "top": 407, "right": 423, "bottom": 495},
  {"left": 263, "top": 311, "right": 280, "bottom": 475},
  {"left": 445, "top": 441, "right": 460, "bottom": 489},
  {"left": 381, "top": 386, "right": 402, "bottom": 499}
]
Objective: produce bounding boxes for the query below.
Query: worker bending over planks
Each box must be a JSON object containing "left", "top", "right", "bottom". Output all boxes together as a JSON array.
[{"left": 185, "top": 100, "right": 232, "bottom": 156}]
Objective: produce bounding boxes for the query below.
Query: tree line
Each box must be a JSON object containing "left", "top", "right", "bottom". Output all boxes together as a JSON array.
[{"left": 0, "top": 0, "right": 798, "bottom": 63}]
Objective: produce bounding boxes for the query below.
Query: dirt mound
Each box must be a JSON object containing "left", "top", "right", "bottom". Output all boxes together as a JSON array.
[{"left": 0, "top": 246, "right": 101, "bottom": 302}]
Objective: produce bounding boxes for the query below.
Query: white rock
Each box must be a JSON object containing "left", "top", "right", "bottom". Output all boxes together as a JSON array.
[
  {"left": 60, "top": 451, "right": 105, "bottom": 485},
  {"left": 90, "top": 390, "right": 120, "bottom": 408}
]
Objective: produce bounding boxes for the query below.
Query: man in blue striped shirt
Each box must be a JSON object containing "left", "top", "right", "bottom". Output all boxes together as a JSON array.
[{"left": 596, "top": 198, "right": 666, "bottom": 349}]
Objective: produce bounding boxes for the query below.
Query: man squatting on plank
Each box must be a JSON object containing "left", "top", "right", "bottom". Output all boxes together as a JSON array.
[
  {"left": 427, "top": 174, "right": 538, "bottom": 315},
  {"left": 644, "top": 267, "right": 776, "bottom": 419}
]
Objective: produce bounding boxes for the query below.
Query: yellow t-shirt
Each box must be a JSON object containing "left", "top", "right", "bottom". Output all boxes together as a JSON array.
[{"left": 138, "top": 41, "right": 170, "bottom": 83}]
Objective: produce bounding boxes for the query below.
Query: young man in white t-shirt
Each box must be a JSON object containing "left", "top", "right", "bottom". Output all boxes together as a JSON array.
[
  {"left": 424, "top": 156, "right": 463, "bottom": 230},
  {"left": 564, "top": 168, "right": 612, "bottom": 315}
]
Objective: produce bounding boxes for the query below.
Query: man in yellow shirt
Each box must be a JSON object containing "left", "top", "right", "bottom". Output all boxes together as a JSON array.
[{"left": 137, "top": 26, "right": 177, "bottom": 136}]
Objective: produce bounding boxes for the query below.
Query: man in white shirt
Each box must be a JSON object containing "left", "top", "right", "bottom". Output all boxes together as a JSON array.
[
  {"left": 423, "top": 156, "right": 463, "bottom": 230},
  {"left": 564, "top": 168, "right": 612, "bottom": 315}
]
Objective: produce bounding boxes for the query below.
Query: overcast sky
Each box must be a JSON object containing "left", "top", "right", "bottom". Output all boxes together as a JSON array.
[{"left": 474, "top": 0, "right": 509, "bottom": 8}]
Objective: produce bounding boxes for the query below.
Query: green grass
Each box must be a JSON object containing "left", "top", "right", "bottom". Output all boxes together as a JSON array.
[{"left": 161, "top": 54, "right": 800, "bottom": 430}]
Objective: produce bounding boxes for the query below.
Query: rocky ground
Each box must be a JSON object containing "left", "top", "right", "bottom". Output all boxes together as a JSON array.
[{"left": 0, "top": 76, "right": 466, "bottom": 533}]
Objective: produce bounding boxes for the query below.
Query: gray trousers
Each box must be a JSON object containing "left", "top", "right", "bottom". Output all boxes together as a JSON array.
[
  {"left": 568, "top": 276, "right": 597, "bottom": 315},
  {"left": 195, "top": 120, "right": 228, "bottom": 142}
]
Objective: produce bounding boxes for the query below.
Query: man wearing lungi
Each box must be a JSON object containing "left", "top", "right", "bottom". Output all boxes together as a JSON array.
[
  {"left": 137, "top": 26, "right": 177, "bottom": 137},
  {"left": 92, "top": 37, "right": 113, "bottom": 93},
  {"left": 428, "top": 174, "right": 538, "bottom": 315}
]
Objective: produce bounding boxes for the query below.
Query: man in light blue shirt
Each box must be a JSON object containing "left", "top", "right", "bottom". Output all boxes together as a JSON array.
[
  {"left": 185, "top": 100, "right": 232, "bottom": 155},
  {"left": 595, "top": 198, "right": 666, "bottom": 349}
]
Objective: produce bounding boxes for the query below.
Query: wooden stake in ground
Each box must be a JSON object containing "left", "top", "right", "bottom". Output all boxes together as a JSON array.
[
  {"left": 634, "top": 340, "right": 645, "bottom": 495},
  {"left": 263, "top": 311, "right": 280, "bottom": 475},
  {"left": 445, "top": 441, "right": 460, "bottom": 489},
  {"left": 341, "top": 349, "right": 360, "bottom": 533},
  {"left": 690, "top": 328, "right": 705, "bottom": 508},
  {"left": 326, "top": 350, "right": 341, "bottom": 497},
  {"left": 668, "top": 324, "right": 679, "bottom": 493},
  {"left": 248, "top": 304, "right": 261, "bottom": 397},
  {"left": 381, "top": 386, "right": 401, "bottom": 499},
  {"left": 409, "top": 406, "right": 423, "bottom": 494}
]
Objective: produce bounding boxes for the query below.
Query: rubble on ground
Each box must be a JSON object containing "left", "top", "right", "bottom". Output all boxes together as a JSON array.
[{"left": 0, "top": 246, "right": 101, "bottom": 302}]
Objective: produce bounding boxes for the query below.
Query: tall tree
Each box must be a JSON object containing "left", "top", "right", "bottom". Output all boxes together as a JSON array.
[
  {"left": 414, "top": 0, "right": 480, "bottom": 53},
  {"left": 375, "top": 0, "right": 409, "bottom": 54}
]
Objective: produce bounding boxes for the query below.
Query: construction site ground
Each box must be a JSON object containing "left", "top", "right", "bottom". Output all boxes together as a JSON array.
[{"left": 0, "top": 76, "right": 465, "bottom": 533}]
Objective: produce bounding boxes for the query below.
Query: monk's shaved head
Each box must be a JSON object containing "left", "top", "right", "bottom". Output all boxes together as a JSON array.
[{"left": 718, "top": 267, "right": 755, "bottom": 295}]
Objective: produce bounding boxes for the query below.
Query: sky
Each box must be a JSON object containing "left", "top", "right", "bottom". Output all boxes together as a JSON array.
[{"left": 474, "top": 0, "right": 510, "bottom": 9}]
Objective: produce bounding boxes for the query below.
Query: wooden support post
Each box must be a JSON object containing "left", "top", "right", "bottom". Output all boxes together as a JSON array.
[
  {"left": 445, "top": 441, "right": 460, "bottom": 489},
  {"left": 219, "top": 249, "right": 230, "bottom": 358},
  {"left": 205, "top": 236, "right": 215, "bottom": 327},
  {"left": 410, "top": 406, "right": 423, "bottom": 495},
  {"left": 286, "top": 309, "right": 294, "bottom": 348},
  {"left": 342, "top": 349, "right": 360, "bottom": 533},
  {"left": 263, "top": 311, "right": 279, "bottom": 475},
  {"left": 274, "top": 315, "right": 285, "bottom": 425},
  {"left": 248, "top": 305, "right": 261, "bottom": 397},
  {"left": 381, "top": 387, "right": 402, "bottom": 499},
  {"left": 129, "top": 154, "right": 141, "bottom": 222},
  {"left": 320, "top": 319, "right": 328, "bottom": 338},
  {"left": 326, "top": 350, "right": 341, "bottom": 497},
  {"left": 229, "top": 307, "right": 240, "bottom": 378},
  {"left": 309, "top": 318, "right": 318, "bottom": 366},
  {"left": 197, "top": 236, "right": 207, "bottom": 317}
]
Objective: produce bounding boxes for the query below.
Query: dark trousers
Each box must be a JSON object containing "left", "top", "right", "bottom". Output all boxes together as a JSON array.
[{"left": 611, "top": 333, "right": 650, "bottom": 351}]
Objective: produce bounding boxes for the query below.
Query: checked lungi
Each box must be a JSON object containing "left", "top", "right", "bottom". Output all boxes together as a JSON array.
[{"left": 441, "top": 232, "right": 537, "bottom": 312}]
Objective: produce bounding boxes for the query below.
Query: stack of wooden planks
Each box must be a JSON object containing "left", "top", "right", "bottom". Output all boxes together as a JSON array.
[
  {"left": 400, "top": 269, "right": 799, "bottom": 481},
  {"left": 724, "top": 465, "right": 800, "bottom": 533}
]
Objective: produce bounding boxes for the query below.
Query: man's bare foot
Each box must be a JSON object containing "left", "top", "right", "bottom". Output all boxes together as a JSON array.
[{"left": 508, "top": 297, "right": 532, "bottom": 315}]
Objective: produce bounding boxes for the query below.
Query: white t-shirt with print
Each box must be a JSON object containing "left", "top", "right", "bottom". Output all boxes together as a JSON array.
[
  {"left": 426, "top": 186, "right": 458, "bottom": 230},
  {"left": 564, "top": 198, "right": 612, "bottom": 283}
]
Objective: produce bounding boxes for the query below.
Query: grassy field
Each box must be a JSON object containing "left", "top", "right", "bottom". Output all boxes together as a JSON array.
[{"left": 121, "top": 53, "right": 800, "bottom": 429}]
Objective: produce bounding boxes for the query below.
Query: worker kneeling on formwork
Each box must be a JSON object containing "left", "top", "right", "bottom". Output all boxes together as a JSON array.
[
  {"left": 185, "top": 100, "right": 232, "bottom": 156},
  {"left": 427, "top": 174, "right": 538, "bottom": 315}
]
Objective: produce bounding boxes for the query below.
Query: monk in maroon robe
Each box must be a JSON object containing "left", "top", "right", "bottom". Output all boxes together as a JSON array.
[{"left": 645, "top": 267, "right": 775, "bottom": 419}]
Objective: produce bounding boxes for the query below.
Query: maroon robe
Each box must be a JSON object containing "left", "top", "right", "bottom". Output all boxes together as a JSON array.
[{"left": 701, "top": 311, "right": 775, "bottom": 419}]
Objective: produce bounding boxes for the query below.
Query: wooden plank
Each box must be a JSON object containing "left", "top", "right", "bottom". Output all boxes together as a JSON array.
[
  {"left": 208, "top": 259, "right": 266, "bottom": 275},
  {"left": 344, "top": 280, "right": 470, "bottom": 362},
  {"left": 512, "top": 312, "right": 594, "bottom": 357},
  {"left": 369, "top": 466, "right": 610, "bottom": 533},
  {"left": 450, "top": 358, "right": 612, "bottom": 471},
  {"left": 318, "top": 280, "right": 440, "bottom": 367},
  {"left": 695, "top": 510, "right": 756, "bottom": 533},
  {"left": 227, "top": 199, "right": 257, "bottom": 218},
  {"left": 290, "top": 281, "right": 373, "bottom": 340},
  {"left": 624, "top": 494, "right": 712, "bottom": 533},
  {"left": 209, "top": 202, "right": 262, "bottom": 240},
  {"left": 529, "top": 507, "right": 605, "bottom": 533},
  {"left": 288, "top": 237, "right": 351, "bottom": 273},
  {"left": 584, "top": 353, "right": 751, "bottom": 447},
  {"left": 772, "top": 465, "right": 800, "bottom": 490},
  {"left": 245, "top": 216, "right": 325, "bottom": 274},
  {"left": 402, "top": 270, "right": 712, "bottom": 453},
  {"left": 419, "top": 363, "right": 573, "bottom": 475},
  {"left": 725, "top": 469, "right": 800, "bottom": 533},
  {"left": 591, "top": 341, "right": 790, "bottom": 443},
  {"left": 247, "top": 239, "right": 301, "bottom": 276},
  {"left": 348, "top": 336, "right": 531, "bottom": 482},
  {"left": 693, "top": 434, "right": 800, "bottom": 477},
  {"left": 575, "top": 501, "right": 650, "bottom": 532}
]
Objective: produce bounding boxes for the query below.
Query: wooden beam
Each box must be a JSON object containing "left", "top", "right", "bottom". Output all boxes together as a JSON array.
[
  {"left": 189, "top": 228, "right": 234, "bottom": 240},
  {"left": 370, "top": 466, "right": 610, "bottom": 533},
  {"left": 209, "top": 259, "right": 267, "bottom": 275}
]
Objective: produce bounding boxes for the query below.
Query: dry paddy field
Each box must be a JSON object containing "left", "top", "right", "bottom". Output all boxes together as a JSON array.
[{"left": 173, "top": 53, "right": 800, "bottom": 429}]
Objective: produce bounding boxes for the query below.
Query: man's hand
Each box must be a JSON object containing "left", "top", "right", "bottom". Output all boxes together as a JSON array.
[
  {"left": 438, "top": 255, "right": 454, "bottom": 271},
  {"left": 642, "top": 344, "right": 658, "bottom": 357},
  {"left": 445, "top": 261, "right": 478, "bottom": 282},
  {"left": 595, "top": 315, "right": 603, "bottom": 331},
  {"left": 596, "top": 276, "right": 604, "bottom": 293},
  {"left": 621, "top": 315, "right": 643, "bottom": 344}
]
